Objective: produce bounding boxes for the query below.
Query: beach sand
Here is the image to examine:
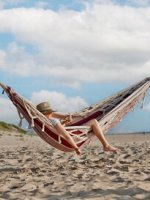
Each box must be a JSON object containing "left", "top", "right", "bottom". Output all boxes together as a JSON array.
[{"left": 0, "top": 131, "right": 150, "bottom": 200}]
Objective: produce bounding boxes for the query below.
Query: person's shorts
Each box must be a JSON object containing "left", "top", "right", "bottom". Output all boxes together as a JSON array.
[{"left": 49, "top": 118, "right": 60, "bottom": 127}]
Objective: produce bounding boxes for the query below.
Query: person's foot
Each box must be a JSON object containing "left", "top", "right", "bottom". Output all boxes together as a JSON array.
[
  {"left": 103, "top": 145, "right": 119, "bottom": 152},
  {"left": 75, "top": 148, "right": 81, "bottom": 155}
]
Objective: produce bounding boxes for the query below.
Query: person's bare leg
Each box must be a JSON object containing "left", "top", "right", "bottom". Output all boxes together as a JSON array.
[
  {"left": 56, "top": 123, "right": 81, "bottom": 155},
  {"left": 87, "top": 119, "right": 118, "bottom": 152}
]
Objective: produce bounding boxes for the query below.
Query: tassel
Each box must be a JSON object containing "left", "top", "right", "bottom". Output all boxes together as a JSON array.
[
  {"left": 18, "top": 118, "right": 22, "bottom": 127},
  {"left": 58, "top": 136, "right": 61, "bottom": 144},
  {"left": 141, "top": 93, "right": 146, "bottom": 109},
  {"left": 42, "top": 124, "right": 45, "bottom": 132},
  {"left": 17, "top": 110, "right": 24, "bottom": 127},
  {"left": 28, "top": 124, "right": 32, "bottom": 129},
  {"left": 30, "top": 118, "right": 35, "bottom": 128}
]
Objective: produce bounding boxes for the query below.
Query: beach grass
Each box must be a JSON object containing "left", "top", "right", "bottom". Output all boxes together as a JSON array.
[{"left": 0, "top": 121, "right": 27, "bottom": 134}]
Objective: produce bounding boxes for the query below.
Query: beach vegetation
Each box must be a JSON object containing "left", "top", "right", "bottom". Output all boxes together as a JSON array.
[{"left": 0, "top": 121, "right": 27, "bottom": 134}]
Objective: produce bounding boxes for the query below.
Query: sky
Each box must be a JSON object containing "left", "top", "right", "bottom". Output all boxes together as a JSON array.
[{"left": 0, "top": 0, "right": 150, "bottom": 133}]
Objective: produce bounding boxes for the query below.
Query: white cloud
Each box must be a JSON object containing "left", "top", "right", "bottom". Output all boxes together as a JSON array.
[
  {"left": 0, "top": 3, "right": 150, "bottom": 87},
  {"left": 0, "top": 97, "right": 19, "bottom": 123},
  {"left": 31, "top": 90, "right": 88, "bottom": 113},
  {"left": 0, "top": 42, "right": 38, "bottom": 76}
]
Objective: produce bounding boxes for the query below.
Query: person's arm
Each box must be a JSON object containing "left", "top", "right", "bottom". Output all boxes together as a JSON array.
[
  {"left": 52, "top": 112, "right": 82, "bottom": 125},
  {"left": 52, "top": 112, "right": 81, "bottom": 120},
  {"left": 52, "top": 112, "right": 70, "bottom": 120}
]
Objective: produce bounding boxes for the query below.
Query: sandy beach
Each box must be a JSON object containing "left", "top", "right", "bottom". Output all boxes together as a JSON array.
[{"left": 0, "top": 131, "right": 150, "bottom": 200}]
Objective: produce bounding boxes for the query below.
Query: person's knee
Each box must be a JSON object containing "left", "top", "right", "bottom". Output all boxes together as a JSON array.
[{"left": 90, "top": 119, "right": 97, "bottom": 126}]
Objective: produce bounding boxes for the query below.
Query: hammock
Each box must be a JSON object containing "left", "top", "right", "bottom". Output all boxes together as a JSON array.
[{"left": 0, "top": 77, "right": 150, "bottom": 152}]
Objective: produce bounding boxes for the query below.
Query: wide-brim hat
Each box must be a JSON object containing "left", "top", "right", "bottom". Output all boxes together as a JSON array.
[{"left": 36, "top": 102, "right": 55, "bottom": 114}]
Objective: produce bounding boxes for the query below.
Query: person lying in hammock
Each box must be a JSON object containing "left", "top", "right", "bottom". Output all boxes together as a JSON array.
[{"left": 36, "top": 102, "right": 118, "bottom": 155}]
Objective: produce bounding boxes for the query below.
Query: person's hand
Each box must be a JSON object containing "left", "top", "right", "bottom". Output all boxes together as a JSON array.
[
  {"left": 62, "top": 114, "right": 72, "bottom": 125},
  {"left": 64, "top": 113, "right": 73, "bottom": 125},
  {"left": 68, "top": 113, "right": 72, "bottom": 122}
]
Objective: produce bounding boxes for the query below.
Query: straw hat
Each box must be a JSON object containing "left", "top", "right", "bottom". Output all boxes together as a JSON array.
[{"left": 36, "top": 102, "right": 54, "bottom": 114}]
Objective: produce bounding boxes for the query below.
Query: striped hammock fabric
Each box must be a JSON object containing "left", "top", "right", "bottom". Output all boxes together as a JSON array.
[{"left": 0, "top": 77, "right": 150, "bottom": 152}]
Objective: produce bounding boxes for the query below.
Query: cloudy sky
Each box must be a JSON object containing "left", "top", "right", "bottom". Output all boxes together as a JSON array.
[{"left": 0, "top": 0, "right": 150, "bottom": 133}]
